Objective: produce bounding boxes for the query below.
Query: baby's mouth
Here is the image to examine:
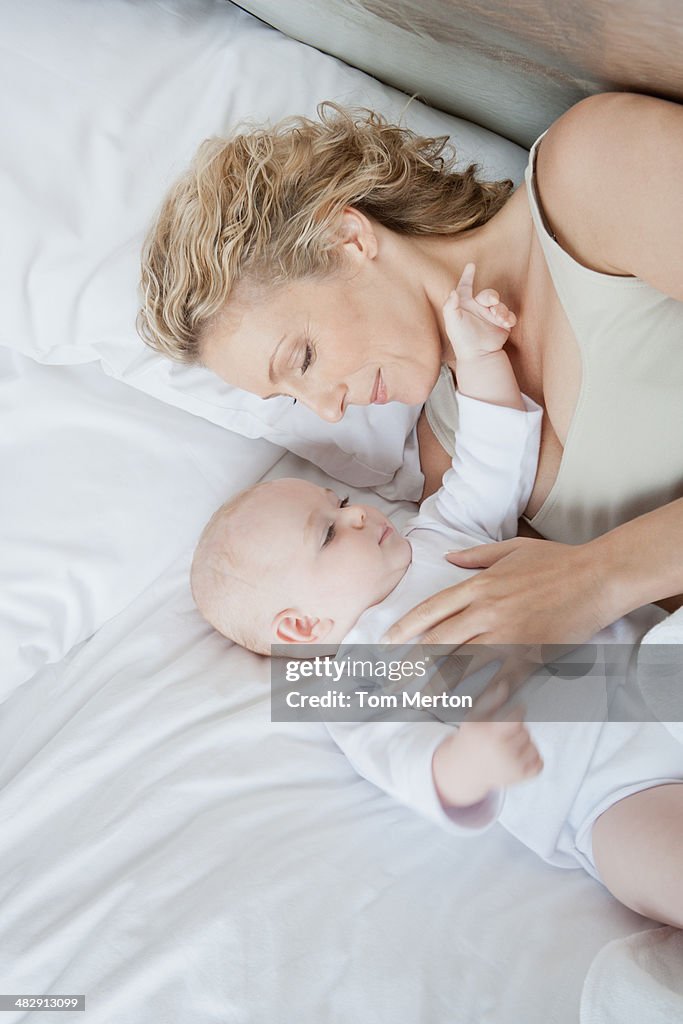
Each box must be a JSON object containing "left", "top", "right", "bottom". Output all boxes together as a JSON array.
[{"left": 379, "top": 523, "right": 393, "bottom": 545}]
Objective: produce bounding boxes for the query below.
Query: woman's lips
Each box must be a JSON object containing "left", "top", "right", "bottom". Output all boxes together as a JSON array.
[{"left": 371, "top": 370, "right": 388, "bottom": 405}]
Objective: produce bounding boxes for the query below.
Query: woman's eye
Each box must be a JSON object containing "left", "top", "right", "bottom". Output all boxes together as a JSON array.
[{"left": 300, "top": 343, "right": 312, "bottom": 375}]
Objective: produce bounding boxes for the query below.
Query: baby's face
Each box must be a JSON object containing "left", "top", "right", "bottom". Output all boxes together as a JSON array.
[{"left": 245, "top": 478, "right": 412, "bottom": 644}]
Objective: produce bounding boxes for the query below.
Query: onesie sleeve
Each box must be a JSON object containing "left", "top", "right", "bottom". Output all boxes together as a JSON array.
[
  {"left": 421, "top": 393, "right": 542, "bottom": 542},
  {"left": 325, "top": 718, "right": 503, "bottom": 834}
]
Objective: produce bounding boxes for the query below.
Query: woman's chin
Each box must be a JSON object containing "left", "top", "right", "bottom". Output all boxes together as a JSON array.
[
  {"left": 409, "top": 370, "right": 443, "bottom": 408},
  {"left": 378, "top": 362, "right": 442, "bottom": 408}
]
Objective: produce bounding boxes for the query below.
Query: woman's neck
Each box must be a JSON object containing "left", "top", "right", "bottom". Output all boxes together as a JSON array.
[{"left": 405, "top": 185, "right": 534, "bottom": 358}]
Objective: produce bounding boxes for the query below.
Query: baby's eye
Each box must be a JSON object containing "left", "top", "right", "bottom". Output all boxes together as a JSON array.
[{"left": 322, "top": 497, "right": 348, "bottom": 548}]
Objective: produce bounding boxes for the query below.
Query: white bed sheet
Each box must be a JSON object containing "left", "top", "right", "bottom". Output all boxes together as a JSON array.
[
  {"left": 0, "top": 347, "right": 282, "bottom": 697},
  {"left": 0, "top": 452, "right": 656, "bottom": 1024}
]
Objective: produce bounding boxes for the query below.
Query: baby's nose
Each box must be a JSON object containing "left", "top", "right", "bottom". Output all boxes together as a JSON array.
[{"left": 348, "top": 506, "right": 366, "bottom": 528}]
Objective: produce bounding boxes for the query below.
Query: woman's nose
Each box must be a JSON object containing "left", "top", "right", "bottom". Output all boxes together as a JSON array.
[{"left": 306, "top": 384, "right": 347, "bottom": 423}]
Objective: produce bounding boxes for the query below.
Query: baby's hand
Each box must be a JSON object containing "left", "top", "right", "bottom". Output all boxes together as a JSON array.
[
  {"left": 432, "top": 710, "right": 542, "bottom": 809},
  {"left": 443, "top": 262, "right": 517, "bottom": 362}
]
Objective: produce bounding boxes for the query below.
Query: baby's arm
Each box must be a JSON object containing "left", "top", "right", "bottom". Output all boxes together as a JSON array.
[
  {"left": 432, "top": 713, "right": 542, "bottom": 809},
  {"left": 416, "top": 265, "right": 542, "bottom": 541},
  {"left": 414, "top": 261, "right": 541, "bottom": 539},
  {"left": 421, "top": 389, "right": 542, "bottom": 542},
  {"left": 325, "top": 707, "right": 542, "bottom": 828},
  {"left": 443, "top": 262, "right": 524, "bottom": 411},
  {"left": 325, "top": 716, "right": 505, "bottom": 833}
]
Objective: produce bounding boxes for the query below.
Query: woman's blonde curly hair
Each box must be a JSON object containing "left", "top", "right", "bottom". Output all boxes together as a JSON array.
[{"left": 138, "top": 102, "right": 513, "bottom": 364}]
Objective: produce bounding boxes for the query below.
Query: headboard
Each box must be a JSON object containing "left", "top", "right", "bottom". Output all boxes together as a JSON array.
[{"left": 233, "top": 0, "right": 683, "bottom": 147}]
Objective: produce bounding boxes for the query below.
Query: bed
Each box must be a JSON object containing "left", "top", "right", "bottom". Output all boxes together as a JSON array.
[{"left": 2, "top": 2, "right": 681, "bottom": 1021}]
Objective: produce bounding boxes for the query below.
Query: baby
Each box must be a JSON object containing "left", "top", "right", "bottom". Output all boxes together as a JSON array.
[{"left": 191, "top": 266, "right": 682, "bottom": 921}]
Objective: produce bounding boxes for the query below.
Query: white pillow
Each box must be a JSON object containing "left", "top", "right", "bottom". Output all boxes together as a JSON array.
[
  {"left": 1, "top": 0, "right": 528, "bottom": 496},
  {"left": 0, "top": 348, "right": 283, "bottom": 699}
]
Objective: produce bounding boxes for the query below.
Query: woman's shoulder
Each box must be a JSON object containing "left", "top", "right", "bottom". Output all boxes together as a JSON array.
[{"left": 534, "top": 93, "right": 683, "bottom": 295}]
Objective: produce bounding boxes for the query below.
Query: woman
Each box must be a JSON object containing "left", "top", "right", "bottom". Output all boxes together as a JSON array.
[
  {"left": 138, "top": 91, "right": 683, "bottom": 924},
  {"left": 138, "top": 91, "right": 683, "bottom": 644}
]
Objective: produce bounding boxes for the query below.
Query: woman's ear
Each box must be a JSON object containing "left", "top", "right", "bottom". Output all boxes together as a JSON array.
[
  {"left": 338, "top": 206, "right": 378, "bottom": 260},
  {"left": 273, "top": 611, "right": 334, "bottom": 644}
]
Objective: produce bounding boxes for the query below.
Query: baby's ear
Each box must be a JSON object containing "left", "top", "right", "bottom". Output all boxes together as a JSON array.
[{"left": 274, "top": 611, "right": 334, "bottom": 644}]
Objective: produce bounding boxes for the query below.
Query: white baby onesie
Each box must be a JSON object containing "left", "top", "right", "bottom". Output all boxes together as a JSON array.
[{"left": 326, "top": 394, "right": 678, "bottom": 878}]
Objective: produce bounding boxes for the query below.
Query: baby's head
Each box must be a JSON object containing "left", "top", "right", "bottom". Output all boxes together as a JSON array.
[{"left": 191, "top": 478, "right": 412, "bottom": 654}]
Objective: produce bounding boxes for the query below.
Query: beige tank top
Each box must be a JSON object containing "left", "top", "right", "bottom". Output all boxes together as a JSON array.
[{"left": 522, "top": 133, "right": 683, "bottom": 543}]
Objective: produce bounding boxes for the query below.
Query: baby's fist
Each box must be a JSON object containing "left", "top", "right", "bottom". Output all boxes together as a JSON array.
[
  {"left": 443, "top": 262, "right": 517, "bottom": 360},
  {"left": 432, "top": 713, "right": 543, "bottom": 810}
]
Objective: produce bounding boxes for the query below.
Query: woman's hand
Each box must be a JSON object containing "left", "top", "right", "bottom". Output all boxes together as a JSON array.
[{"left": 382, "top": 537, "right": 610, "bottom": 647}]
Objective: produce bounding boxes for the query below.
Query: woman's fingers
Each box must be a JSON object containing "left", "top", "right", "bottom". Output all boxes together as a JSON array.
[
  {"left": 381, "top": 582, "right": 479, "bottom": 644},
  {"left": 467, "top": 677, "right": 510, "bottom": 720},
  {"left": 501, "top": 704, "right": 526, "bottom": 726},
  {"left": 467, "top": 650, "right": 538, "bottom": 720},
  {"left": 446, "top": 538, "right": 525, "bottom": 569}
]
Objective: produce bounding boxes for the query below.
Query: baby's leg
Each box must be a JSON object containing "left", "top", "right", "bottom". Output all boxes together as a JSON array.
[{"left": 591, "top": 783, "right": 683, "bottom": 927}]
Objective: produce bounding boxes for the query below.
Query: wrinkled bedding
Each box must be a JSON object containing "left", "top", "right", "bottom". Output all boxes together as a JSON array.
[{"left": 1, "top": 1, "right": 674, "bottom": 1021}]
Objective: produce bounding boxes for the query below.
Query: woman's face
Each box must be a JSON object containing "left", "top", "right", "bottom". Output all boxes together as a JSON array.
[{"left": 201, "top": 217, "right": 446, "bottom": 421}]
